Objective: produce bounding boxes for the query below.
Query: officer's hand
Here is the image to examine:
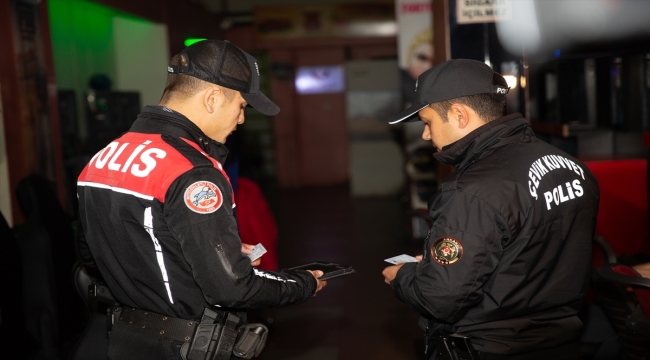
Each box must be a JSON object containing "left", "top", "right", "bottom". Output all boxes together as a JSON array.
[
  {"left": 241, "top": 243, "right": 261, "bottom": 267},
  {"left": 415, "top": 255, "right": 423, "bottom": 262},
  {"left": 382, "top": 264, "right": 405, "bottom": 285},
  {"left": 306, "top": 270, "right": 327, "bottom": 296}
]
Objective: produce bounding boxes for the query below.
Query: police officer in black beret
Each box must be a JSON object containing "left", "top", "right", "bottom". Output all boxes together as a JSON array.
[{"left": 383, "top": 59, "right": 599, "bottom": 359}]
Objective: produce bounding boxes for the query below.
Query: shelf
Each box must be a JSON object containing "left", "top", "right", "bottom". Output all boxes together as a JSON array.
[{"left": 530, "top": 121, "right": 599, "bottom": 138}]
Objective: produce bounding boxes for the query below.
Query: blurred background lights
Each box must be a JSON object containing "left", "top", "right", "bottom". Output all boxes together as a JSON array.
[
  {"left": 500, "top": 61, "right": 519, "bottom": 90},
  {"left": 496, "top": 0, "right": 650, "bottom": 58},
  {"left": 294, "top": 66, "right": 346, "bottom": 95},
  {"left": 495, "top": 0, "right": 541, "bottom": 55},
  {"left": 503, "top": 75, "right": 518, "bottom": 89},
  {"left": 184, "top": 38, "right": 207, "bottom": 47}
]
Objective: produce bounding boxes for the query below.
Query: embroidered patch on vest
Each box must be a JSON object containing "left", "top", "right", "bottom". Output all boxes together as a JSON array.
[
  {"left": 430, "top": 236, "right": 463, "bottom": 265},
  {"left": 184, "top": 181, "right": 223, "bottom": 214}
]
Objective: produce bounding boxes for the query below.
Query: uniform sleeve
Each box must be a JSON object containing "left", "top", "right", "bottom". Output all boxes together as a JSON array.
[
  {"left": 164, "top": 167, "right": 316, "bottom": 309},
  {"left": 76, "top": 216, "right": 98, "bottom": 269},
  {"left": 392, "top": 190, "right": 508, "bottom": 323}
]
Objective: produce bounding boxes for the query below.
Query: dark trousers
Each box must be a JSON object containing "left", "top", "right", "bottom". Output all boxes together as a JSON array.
[
  {"left": 108, "top": 323, "right": 242, "bottom": 360},
  {"left": 108, "top": 323, "right": 185, "bottom": 360},
  {"left": 429, "top": 341, "right": 582, "bottom": 360}
]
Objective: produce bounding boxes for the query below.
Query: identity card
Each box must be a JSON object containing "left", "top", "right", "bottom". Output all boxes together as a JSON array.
[
  {"left": 384, "top": 254, "right": 418, "bottom": 265},
  {"left": 247, "top": 243, "right": 267, "bottom": 262}
]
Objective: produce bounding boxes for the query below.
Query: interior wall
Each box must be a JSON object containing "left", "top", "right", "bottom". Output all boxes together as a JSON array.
[
  {"left": 50, "top": 0, "right": 230, "bottom": 141},
  {"left": 92, "top": 0, "right": 224, "bottom": 56},
  {"left": 0, "top": 0, "right": 67, "bottom": 224},
  {"left": 0, "top": 86, "right": 11, "bottom": 226},
  {"left": 113, "top": 17, "right": 169, "bottom": 108},
  {"left": 294, "top": 48, "right": 349, "bottom": 186},
  {"left": 49, "top": 0, "right": 134, "bottom": 139}
]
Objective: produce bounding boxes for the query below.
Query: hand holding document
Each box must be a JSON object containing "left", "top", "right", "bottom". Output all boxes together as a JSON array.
[{"left": 247, "top": 243, "right": 267, "bottom": 262}]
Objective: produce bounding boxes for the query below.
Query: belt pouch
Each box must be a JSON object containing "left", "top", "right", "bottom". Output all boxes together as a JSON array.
[
  {"left": 213, "top": 313, "right": 241, "bottom": 360},
  {"left": 188, "top": 324, "right": 216, "bottom": 360},
  {"left": 232, "top": 324, "right": 269, "bottom": 359},
  {"left": 187, "top": 308, "right": 222, "bottom": 360}
]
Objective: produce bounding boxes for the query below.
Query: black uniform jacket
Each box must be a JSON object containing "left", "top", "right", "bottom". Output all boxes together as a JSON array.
[
  {"left": 77, "top": 106, "right": 316, "bottom": 321},
  {"left": 393, "top": 113, "right": 599, "bottom": 355}
]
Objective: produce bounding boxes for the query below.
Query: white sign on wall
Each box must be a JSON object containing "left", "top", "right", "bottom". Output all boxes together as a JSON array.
[{"left": 457, "top": 0, "right": 512, "bottom": 24}]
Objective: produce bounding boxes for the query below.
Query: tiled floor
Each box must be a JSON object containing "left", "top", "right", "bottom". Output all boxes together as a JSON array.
[{"left": 253, "top": 186, "right": 428, "bottom": 360}]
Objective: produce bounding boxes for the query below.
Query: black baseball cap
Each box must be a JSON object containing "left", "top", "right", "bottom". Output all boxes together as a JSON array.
[
  {"left": 167, "top": 40, "right": 280, "bottom": 116},
  {"left": 389, "top": 59, "right": 509, "bottom": 124}
]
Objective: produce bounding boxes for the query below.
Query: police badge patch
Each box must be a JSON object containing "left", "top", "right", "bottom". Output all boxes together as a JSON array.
[
  {"left": 184, "top": 181, "right": 223, "bottom": 214},
  {"left": 430, "top": 237, "right": 463, "bottom": 265}
]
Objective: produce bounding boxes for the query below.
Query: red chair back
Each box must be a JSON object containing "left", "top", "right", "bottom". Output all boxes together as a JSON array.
[{"left": 584, "top": 159, "right": 648, "bottom": 256}]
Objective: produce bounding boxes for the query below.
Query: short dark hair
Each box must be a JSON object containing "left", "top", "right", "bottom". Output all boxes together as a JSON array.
[
  {"left": 160, "top": 54, "right": 237, "bottom": 103},
  {"left": 430, "top": 73, "right": 508, "bottom": 122}
]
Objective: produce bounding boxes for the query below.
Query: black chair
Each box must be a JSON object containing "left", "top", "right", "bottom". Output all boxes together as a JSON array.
[
  {"left": 593, "top": 234, "right": 618, "bottom": 266},
  {"left": 593, "top": 263, "right": 650, "bottom": 358},
  {"left": 67, "top": 262, "right": 109, "bottom": 360},
  {"left": 579, "top": 235, "right": 622, "bottom": 360}
]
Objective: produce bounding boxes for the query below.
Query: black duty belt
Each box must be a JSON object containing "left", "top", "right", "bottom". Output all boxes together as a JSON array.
[
  {"left": 96, "top": 285, "right": 268, "bottom": 359},
  {"left": 116, "top": 306, "right": 199, "bottom": 343}
]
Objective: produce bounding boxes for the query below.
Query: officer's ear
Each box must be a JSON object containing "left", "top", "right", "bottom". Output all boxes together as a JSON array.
[
  {"left": 203, "top": 86, "right": 224, "bottom": 114},
  {"left": 449, "top": 104, "right": 470, "bottom": 129}
]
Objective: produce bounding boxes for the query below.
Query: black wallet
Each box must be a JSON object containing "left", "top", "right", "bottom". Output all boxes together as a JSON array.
[{"left": 288, "top": 261, "right": 355, "bottom": 280}]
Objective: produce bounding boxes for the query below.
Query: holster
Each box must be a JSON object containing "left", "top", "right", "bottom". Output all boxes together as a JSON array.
[
  {"left": 181, "top": 309, "right": 269, "bottom": 360},
  {"left": 428, "top": 331, "right": 480, "bottom": 360},
  {"left": 89, "top": 282, "right": 121, "bottom": 332},
  {"left": 180, "top": 308, "right": 235, "bottom": 360}
]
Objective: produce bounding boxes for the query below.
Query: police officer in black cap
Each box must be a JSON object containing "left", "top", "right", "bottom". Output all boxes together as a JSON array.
[
  {"left": 77, "top": 40, "right": 326, "bottom": 359},
  {"left": 382, "top": 59, "right": 599, "bottom": 359}
]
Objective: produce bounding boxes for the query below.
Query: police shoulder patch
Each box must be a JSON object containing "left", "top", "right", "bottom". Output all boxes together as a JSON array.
[
  {"left": 430, "top": 236, "right": 463, "bottom": 265},
  {"left": 183, "top": 181, "right": 223, "bottom": 214}
]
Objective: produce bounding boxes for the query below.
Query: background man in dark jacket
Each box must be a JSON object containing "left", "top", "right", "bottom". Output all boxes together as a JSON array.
[
  {"left": 383, "top": 59, "right": 599, "bottom": 359},
  {"left": 77, "top": 40, "right": 326, "bottom": 360}
]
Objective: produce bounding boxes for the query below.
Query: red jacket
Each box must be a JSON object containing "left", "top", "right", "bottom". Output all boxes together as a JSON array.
[{"left": 236, "top": 177, "right": 278, "bottom": 272}]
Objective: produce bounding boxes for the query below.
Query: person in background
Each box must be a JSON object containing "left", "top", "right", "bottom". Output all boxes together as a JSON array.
[
  {"left": 76, "top": 40, "right": 325, "bottom": 360},
  {"left": 383, "top": 59, "right": 600, "bottom": 359},
  {"left": 223, "top": 135, "right": 279, "bottom": 272},
  {"left": 236, "top": 176, "right": 279, "bottom": 272}
]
